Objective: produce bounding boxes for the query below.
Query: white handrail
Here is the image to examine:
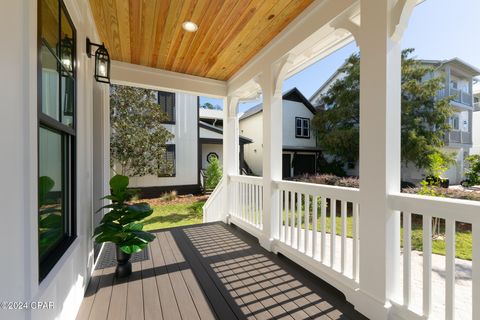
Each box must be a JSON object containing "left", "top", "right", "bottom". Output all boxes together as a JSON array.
[
  {"left": 388, "top": 192, "right": 480, "bottom": 223},
  {"left": 229, "top": 174, "right": 263, "bottom": 185},
  {"left": 202, "top": 177, "right": 225, "bottom": 223},
  {"left": 276, "top": 179, "right": 360, "bottom": 202}
]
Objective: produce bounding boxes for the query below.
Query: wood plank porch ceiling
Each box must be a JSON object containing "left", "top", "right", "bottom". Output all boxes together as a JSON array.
[{"left": 88, "top": 0, "right": 313, "bottom": 81}]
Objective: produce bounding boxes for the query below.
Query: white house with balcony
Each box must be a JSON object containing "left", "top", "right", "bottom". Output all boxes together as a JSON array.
[
  {"left": 2, "top": 1, "right": 480, "bottom": 320},
  {"left": 239, "top": 88, "right": 320, "bottom": 178},
  {"left": 310, "top": 58, "right": 480, "bottom": 184}
]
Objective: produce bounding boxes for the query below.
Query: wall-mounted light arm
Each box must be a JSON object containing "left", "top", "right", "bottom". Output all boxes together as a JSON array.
[{"left": 86, "top": 37, "right": 111, "bottom": 84}]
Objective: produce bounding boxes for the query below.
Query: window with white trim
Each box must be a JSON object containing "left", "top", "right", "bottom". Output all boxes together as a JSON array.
[{"left": 295, "top": 117, "right": 310, "bottom": 138}]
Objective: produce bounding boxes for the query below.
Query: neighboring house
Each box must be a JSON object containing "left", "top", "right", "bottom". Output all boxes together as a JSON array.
[
  {"left": 471, "top": 84, "right": 480, "bottom": 155},
  {"left": 127, "top": 91, "right": 251, "bottom": 197},
  {"left": 239, "top": 88, "right": 320, "bottom": 178},
  {"left": 310, "top": 58, "right": 480, "bottom": 185}
]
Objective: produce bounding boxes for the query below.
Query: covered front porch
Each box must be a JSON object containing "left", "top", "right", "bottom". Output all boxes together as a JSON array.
[{"left": 2, "top": 0, "right": 479, "bottom": 320}]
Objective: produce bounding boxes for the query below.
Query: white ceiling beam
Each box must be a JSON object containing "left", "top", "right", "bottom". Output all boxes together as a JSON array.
[{"left": 111, "top": 60, "right": 227, "bottom": 98}]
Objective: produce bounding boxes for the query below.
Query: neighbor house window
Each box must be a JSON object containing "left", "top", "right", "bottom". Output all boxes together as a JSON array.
[
  {"left": 158, "top": 91, "right": 175, "bottom": 124},
  {"left": 38, "top": 0, "right": 76, "bottom": 281},
  {"left": 158, "top": 145, "right": 176, "bottom": 176},
  {"left": 450, "top": 116, "right": 459, "bottom": 130},
  {"left": 295, "top": 117, "right": 310, "bottom": 138}
]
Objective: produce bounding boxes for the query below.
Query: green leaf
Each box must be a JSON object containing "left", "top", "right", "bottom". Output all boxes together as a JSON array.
[
  {"left": 124, "top": 222, "right": 143, "bottom": 231},
  {"left": 131, "top": 230, "right": 156, "bottom": 243},
  {"left": 109, "top": 175, "right": 129, "bottom": 194}
]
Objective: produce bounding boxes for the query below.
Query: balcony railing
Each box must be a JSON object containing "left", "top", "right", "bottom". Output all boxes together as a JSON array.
[
  {"left": 444, "top": 130, "right": 472, "bottom": 145},
  {"left": 437, "top": 88, "right": 472, "bottom": 107},
  {"left": 204, "top": 175, "right": 480, "bottom": 320},
  {"left": 475, "top": 102, "right": 480, "bottom": 111}
]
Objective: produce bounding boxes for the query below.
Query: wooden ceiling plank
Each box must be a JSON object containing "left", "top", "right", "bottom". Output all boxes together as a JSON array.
[
  {"left": 196, "top": 0, "right": 266, "bottom": 78},
  {"left": 128, "top": 0, "right": 142, "bottom": 65},
  {"left": 188, "top": 0, "right": 257, "bottom": 77},
  {"left": 103, "top": 0, "right": 123, "bottom": 61},
  {"left": 115, "top": 0, "right": 131, "bottom": 62},
  {"left": 206, "top": 0, "right": 293, "bottom": 79},
  {"left": 170, "top": 0, "right": 211, "bottom": 73},
  {"left": 180, "top": 0, "right": 239, "bottom": 76},
  {"left": 164, "top": 0, "right": 198, "bottom": 71},
  {"left": 209, "top": 1, "right": 313, "bottom": 79},
  {"left": 156, "top": 0, "right": 184, "bottom": 69},
  {"left": 139, "top": 0, "right": 157, "bottom": 67},
  {"left": 150, "top": 1, "right": 170, "bottom": 69}
]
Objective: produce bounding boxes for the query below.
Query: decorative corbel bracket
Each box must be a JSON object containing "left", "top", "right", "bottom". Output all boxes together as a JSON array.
[
  {"left": 390, "top": 0, "right": 416, "bottom": 42},
  {"left": 330, "top": 14, "right": 361, "bottom": 47}
]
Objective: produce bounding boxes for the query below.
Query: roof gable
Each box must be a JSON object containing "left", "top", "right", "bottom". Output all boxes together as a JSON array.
[{"left": 239, "top": 87, "right": 315, "bottom": 120}]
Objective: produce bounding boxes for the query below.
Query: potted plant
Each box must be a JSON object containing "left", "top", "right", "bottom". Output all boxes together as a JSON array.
[{"left": 93, "top": 175, "right": 155, "bottom": 277}]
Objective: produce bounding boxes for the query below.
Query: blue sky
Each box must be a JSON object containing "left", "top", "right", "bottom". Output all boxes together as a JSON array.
[{"left": 200, "top": 0, "right": 480, "bottom": 113}]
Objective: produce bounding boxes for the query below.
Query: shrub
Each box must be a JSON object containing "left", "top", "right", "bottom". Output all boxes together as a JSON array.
[
  {"left": 205, "top": 156, "right": 222, "bottom": 189},
  {"left": 464, "top": 155, "right": 480, "bottom": 187},
  {"left": 402, "top": 186, "right": 480, "bottom": 201}
]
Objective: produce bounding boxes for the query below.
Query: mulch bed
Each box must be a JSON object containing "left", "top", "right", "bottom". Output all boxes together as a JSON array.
[{"left": 136, "top": 194, "right": 209, "bottom": 207}]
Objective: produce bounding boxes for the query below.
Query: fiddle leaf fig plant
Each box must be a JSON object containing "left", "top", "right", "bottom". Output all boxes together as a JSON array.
[{"left": 93, "top": 175, "right": 155, "bottom": 254}]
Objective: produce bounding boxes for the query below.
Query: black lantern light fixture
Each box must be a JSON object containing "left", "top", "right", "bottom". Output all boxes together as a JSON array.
[{"left": 86, "top": 38, "right": 110, "bottom": 84}]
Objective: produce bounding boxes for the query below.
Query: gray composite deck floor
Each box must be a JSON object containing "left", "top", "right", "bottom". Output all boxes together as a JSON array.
[{"left": 76, "top": 222, "right": 368, "bottom": 320}]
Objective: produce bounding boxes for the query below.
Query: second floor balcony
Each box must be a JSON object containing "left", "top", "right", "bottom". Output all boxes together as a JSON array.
[
  {"left": 444, "top": 130, "right": 472, "bottom": 145},
  {"left": 437, "top": 88, "right": 473, "bottom": 107}
]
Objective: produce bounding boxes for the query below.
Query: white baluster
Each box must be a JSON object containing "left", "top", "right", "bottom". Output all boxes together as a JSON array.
[
  {"left": 321, "top": 197, "right": 327, "bottom": 263},
  {"left": 312, "top": 196, "right": 318, "bottom": 260},
  {"left": 445, "top": 219, "right": 455, "bottom": 320},
  {"left": 403, "top": 212, "right": 411, "bottom": 307},
  {"left": 304, "top": 194, "right": 310, "bottom": 254},
  {"left": 331, "top": 198, "right": 337, "bottom": 268},
  {"left": 341, "top": 200, "right": 347, "bottom": 274},
  {"left": 423, "top": 215, "right": 432, "bottom": 317},
  {"left": 353, "top": 202, "right": 359, "bottom": 281},
  {"left": 297, "top": 192, "right": 302, "bottom": 250}
]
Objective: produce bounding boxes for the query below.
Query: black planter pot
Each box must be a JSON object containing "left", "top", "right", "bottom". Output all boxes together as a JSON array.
[{"left": 115, "top": 245, "right": 132, "bottom": 278}]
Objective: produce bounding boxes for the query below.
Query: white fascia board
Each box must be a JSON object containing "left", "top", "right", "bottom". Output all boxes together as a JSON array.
[
  {"left": 227, "top": 0, "right": 358, "bottom": 95},
  {"left": 111, "top": 60, "right": 227, "bottom": 98}
]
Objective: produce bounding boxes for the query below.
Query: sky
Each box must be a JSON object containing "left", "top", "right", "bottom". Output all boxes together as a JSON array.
[{"left": 200, "top": 0, "right": 480, "bottom": 113}]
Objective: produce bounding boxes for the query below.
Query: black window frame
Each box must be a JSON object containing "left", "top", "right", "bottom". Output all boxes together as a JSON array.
[
  {"left": 295, "top": 117, "right": 310, "bottom": 139},
  {"left": 37, "top": 0, "right": 77, "bottom": 282},
  {"left": 158, "top": 144, "right": 176, "bottom": 177},
  {"left": 157, "top": 91, "right": 176, "bottom": 124}
]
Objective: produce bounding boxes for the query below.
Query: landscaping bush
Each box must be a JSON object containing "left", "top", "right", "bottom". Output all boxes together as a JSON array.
[
  {"left": 402, "top": 187, "right": 480, "bottom": 201},
  {"left": 464, "top": 155, "right": 480, "bottom": 187},
  {"left": 290, "top": 173, "right": 480, "bottom": 201},
  {"left": 205, "top": 156, "right": 222, "bottom": 189}
]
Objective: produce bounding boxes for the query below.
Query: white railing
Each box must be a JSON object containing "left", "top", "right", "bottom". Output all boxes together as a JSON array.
[
  {"left": 229, "top": 175, "right": 263, "bottom": 232},
  {"left": 203, "top": 177, "right": 225, "bottom": 223},
  {"left": 275, "top": 180, "right": 360, "bottom": 286},
  {"left": 388, "top": 193, "right": 480, "bottom": 320}
]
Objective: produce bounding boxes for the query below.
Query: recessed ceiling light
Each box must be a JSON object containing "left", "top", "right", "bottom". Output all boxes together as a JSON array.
[{"left": 182, "top": 21, "right": 198, "bottom": 32}]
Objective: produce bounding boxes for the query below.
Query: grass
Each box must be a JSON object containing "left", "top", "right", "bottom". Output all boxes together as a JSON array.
[
  {"left": 278, "top": 209, "right": 473, "bottom": 260},
  {"left": 141, "top": 200, "right": 205, "bottom": 231}
]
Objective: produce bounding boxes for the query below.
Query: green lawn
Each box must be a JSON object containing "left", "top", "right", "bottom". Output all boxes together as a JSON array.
[
  {"left": 141, "top": 200, "right": 205, "bottom": 231},
  {"left": 279, "top": 211, "right": 472, "bottom": 260}
]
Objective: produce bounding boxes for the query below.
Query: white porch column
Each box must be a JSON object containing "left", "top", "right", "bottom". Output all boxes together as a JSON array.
[
  {"left": 223, "top": 96, "right": 240, "bottom": 222},
  {"left": 357, "top": 0, "right": 413, "bottom": 318},
  {"left": 257, "top": 57, "right": 293, "bottom": 250}
]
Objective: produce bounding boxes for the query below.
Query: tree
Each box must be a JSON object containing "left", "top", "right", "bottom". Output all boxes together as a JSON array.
[
  {"left": 110, "top": 85, "right": 174, "bottom": 177},
  {"left": 201, "top": 102, "right": 215, "bottom": 109},
  {"left": 205, "top": 156, "right": 222, "bottom": 189},
  {"left": 312, "top": 48, "right": 455, "bottom": 170}
]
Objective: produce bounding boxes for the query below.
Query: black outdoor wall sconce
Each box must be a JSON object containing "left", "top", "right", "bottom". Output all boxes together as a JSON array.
[{"left": 86, "top": 38, "right": 110, "bottom": 84}]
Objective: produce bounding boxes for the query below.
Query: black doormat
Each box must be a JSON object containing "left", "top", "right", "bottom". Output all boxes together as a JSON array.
[{"left": 95, "top": 242, "right": 150, "bottom": 269}]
